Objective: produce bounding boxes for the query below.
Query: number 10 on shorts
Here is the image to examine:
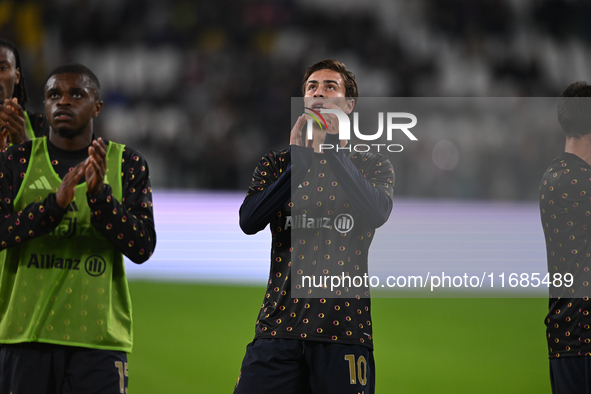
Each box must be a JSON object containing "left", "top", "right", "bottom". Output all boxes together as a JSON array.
[{"left": 344, "top": 354, "right": 367, "bottom": 386}]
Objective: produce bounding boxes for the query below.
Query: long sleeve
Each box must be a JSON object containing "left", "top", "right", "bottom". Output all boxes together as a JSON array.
[
  {"left": 0, "top": 143, "right": 67, "bottom": 250},
  {"left": 323, "top": 133, "right": 394, "bottom": 228},
  {"left": 239, "top": 146, "right": 313, "bottom": 235},
  {"left": 88, "top": 147, "right": 156, "bottom": 264}
]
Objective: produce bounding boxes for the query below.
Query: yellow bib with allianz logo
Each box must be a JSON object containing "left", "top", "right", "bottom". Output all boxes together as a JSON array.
[{"left": 0, "top": 137, "right": 133, "bottom": 352}]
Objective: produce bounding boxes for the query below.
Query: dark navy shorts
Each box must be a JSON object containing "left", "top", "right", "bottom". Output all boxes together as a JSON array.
[
  {"left": 0, "top": 342, "right": 128, "bottom": 394},
  {"left": 550, "top": 357, "right": 591, "bottom": 394},
  {"left": 234, "top": 338, "right": 375, "bottom": 394}
]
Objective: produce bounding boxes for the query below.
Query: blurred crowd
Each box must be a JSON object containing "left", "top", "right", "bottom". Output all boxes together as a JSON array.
[{"left": 0, "top": 0, "right": 587, "bottom": 199}]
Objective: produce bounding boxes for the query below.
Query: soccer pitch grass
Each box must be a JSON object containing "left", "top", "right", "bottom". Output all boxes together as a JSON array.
[{"left": 128, "top": 281, "right": 550, "bottom": 393}]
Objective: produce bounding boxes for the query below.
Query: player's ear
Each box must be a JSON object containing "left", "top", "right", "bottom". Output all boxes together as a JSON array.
[
  {"left": 93, "top": 101, "right": 104, "bottom": 118},
  {"left": 15, "top": 67, "right": 20, "bottom": 85},
  {"left": 344, "top": 98, "right": 355, "bottom": 115}
]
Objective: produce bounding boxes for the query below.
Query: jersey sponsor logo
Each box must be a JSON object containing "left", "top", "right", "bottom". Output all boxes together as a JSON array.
[
  {"left": 84, "top": 255, "right": 107, "bottom": 277},
  {"left": 26, "top": 253, "right": 81, "bottom": 270},
  {"left": 285, "top": 214, "right": 331, "bottom": 230},
  {"left": 28, "top": 175, "right": 53, "bottom": 190},
  {"left": 334, "top": 213, "right": 354, "bottom": 233},
  {"left": 26, "top": 253, "right": 107, "bottom": 277},
  {"left": 284, "top": 213, "right": 355, "bottom": 233}
]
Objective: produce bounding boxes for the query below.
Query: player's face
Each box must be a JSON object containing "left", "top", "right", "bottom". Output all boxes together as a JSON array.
[
  {"left": 0, "top": 47, "right": 20, "bottom": 103},
  {"left": 44, "top": 73, "right": 102, "bottom": 139},
  {"left": 303, "top": 69, "right": 354, "bottom": 115}
]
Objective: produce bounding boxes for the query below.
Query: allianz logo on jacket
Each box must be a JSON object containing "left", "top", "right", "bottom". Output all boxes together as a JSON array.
[{"left": 284, "top": 213, "right": 354, "bottom": 234}]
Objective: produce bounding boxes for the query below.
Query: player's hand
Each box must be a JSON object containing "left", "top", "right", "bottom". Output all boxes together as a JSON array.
[
  {"left": 0, "top": 126, "right": 8, "bottom": 151},
  {"left": 0, "top": 98, "right": 29, "bottom": 145},
  {"left": 55, "top": 161, "right": 87, "bottom": 209},
  {"left": 86, "top": 137, "right": 107, "bottom": 196},
  {"left": 320, "top": 102, "right": 340, "bottom": 135},
  {"left": 290, "top": 115, "right": 313, "bottom": 148}
]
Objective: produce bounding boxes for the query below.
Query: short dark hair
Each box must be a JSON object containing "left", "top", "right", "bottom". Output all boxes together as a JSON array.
[
  {"left": 301, "top": 59, "right": 358, "bottom": 98},
  {"left": 0, "top": 39, "right": 29, "bottom": 110},
  {"left": 557, "top": 81, "right": 591, "bottom": 138},
  {"left": 46, "top": 63, "right": 101, "bottom": 100}
]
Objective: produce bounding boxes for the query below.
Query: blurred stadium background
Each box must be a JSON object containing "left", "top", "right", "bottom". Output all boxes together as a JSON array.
[{"left": 2, "top": 0, "right": 588, "bottom": 392}]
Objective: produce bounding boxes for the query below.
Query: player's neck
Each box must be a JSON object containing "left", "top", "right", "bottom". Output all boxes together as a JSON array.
[
  {"left": 565, "top": 136, "right": 591, "bottom": 166},
  {"left": 49, "top": 127, "right": 93, "bottom": 151}
]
